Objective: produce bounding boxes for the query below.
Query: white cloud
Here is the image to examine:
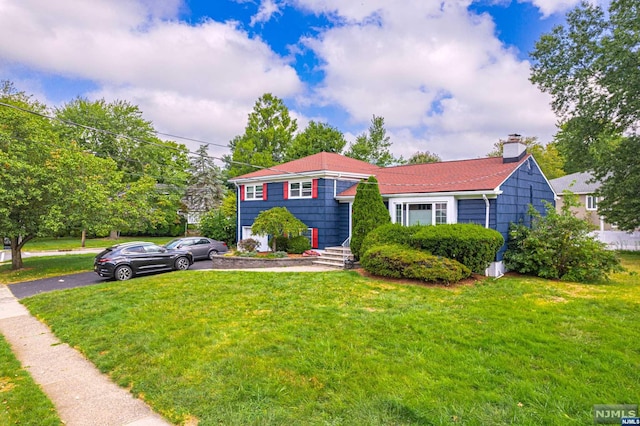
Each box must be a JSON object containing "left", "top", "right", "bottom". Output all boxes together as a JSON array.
[
  {"left": 0, "top": 0, "right": 303, "bottom": 160},
  {"left": 250, "top": 0, "right": 282, "bottom": 26},
  {"left": 297, "top": 0, "right": 557, "bottom": 159}
]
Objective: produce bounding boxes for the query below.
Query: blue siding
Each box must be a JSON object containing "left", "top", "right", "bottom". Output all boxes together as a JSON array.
[
  {"left": 494, "top": 157, "right": 555, "bottom": 260},
  {"left": 457, "top": 199, "right": 497, "bottom": 229},
  {"left": 238, "top": 178, "right": 356, "bottom": 248}
]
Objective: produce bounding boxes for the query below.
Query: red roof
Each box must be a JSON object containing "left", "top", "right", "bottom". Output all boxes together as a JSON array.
[
  {"left": 231, "top": 152, "right": 530, "bottom": 196},
  {"left": 338, "top": 155, "right": 530, "bottom": 196},
  {"left": 232, "top": 152, "right": 379, "bottom": 179}
]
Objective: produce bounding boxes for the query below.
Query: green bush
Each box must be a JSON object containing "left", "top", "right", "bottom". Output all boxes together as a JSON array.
[
  {"left": 361, "top": 244, "right": 471, "bottom": 284},
  {"left": 274, "top": 236, "right": 289, "bottom": 252},
  {"left": 199, "top": 209, "right": 237, "bottom": 246},
  {"left": 287, "top": 235, "right": 311, "bottom": 254},
  {"left": 410, "top": 224, "right": 503, "bottom": 273},
  {"left": 361, "top": 223, "right": 423, "bottom": 254},
  {"left": 504, "top": 201, "right": 622, "bottom": 282}
]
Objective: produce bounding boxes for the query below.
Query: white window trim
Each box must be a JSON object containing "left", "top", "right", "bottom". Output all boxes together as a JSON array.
[
  {"left": 245, "top": 184, "right": 264, "bottom": 201},
  {"left": 289, "top": 180, "right": 313, "bottom": 199},
  {"left": 586, "top": 195, "right": 598, "bottom": 211},
  {"left": 388, "top": 196, "right": 457, "bottom": 226}
]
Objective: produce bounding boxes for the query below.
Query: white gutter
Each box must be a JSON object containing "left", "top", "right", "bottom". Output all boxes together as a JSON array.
[
  {"left": 235, "top": 182, "right": 241, "bottom": 242},
  {"left": 483, "top": 194, "right": 490, "bottom": 228}
]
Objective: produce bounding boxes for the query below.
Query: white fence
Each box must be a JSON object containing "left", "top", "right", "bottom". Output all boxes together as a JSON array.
[{"left": 592, "top": 230, "right": 640, "bottom": 251}]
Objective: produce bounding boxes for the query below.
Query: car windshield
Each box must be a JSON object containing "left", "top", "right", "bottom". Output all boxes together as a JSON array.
[{"left": 165, "top": 240, "right": 181, "bottom": 249}]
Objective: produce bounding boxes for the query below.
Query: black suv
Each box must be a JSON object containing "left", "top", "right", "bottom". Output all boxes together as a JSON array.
[{"left": 94, "top": 241, "right": 194, "bottom": 281}]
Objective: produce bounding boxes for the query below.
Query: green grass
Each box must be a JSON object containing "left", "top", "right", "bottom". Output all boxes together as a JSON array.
[
  {"left": 0, "top": 334, "right": 61, "bottom": 425},
  {"left": 21, "top": 254, "right": 640, "bottom": 425},
  {"left": 19, "top": 236, "right": 173, "bottom": 252},
  {"left": 1, "top": 254, "right": 95, "bottom": 284}
]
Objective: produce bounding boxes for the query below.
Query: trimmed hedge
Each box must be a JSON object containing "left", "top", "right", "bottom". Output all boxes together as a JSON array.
[
  {"left": 410, "top": 224, "right": 503, "bottom": 273},
  {"left": 361, "top": 244, "right": 472, "bottom": 284},
  {"left": 361, "top": 223, "right": 423, "bottom": 255}
]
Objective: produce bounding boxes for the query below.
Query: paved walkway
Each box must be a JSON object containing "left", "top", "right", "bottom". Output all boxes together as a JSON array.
[{"left": 0, "top": 284, "right": 171, "bottom": 426}]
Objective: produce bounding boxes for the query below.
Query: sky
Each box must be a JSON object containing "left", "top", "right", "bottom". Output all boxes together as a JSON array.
[{"left": 0, "top": 0, "right": 599, "bottom": 164}]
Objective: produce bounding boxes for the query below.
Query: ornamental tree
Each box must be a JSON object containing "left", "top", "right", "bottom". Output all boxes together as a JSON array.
[{"left": 251, "top": 207, "right": 307, "bottom": 252}]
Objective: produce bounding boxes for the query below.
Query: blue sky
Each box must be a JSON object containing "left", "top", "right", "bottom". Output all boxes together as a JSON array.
[{"left": 0, "top": 0, "right": 587, "bottom": 162}]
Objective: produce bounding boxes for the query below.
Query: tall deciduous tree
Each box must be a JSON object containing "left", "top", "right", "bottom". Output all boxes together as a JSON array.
[
  {"left": 55, "top": 98, "right": 190, "bottom": 236},
  {"left": 286, "top": 121, "right": 346, "bottom": 161},
  {"left": 350, "top": 176, "right": 391, "bottom": 259},
  {"left": 0, "top": 83, "right": 119, "bottom": 268},
  {"left": 226, "top": 93, "right": 298, "bottom": 177},
  {"left": 407, "top": 151, "right": 441, "bottom": 164},
  {"left": 487, "top": 136, "right": 566, "bottom": 180},
  {"left": 345, "top": 115, "right": 400, "bottom": 167},
  {"left": 530, "top": 0, "right": 640, "bottom": 229}
]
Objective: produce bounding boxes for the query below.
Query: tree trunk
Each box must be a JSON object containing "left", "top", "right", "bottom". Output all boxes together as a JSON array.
[
  {"left": 109, "top": 230, "right": 119, "bottom": 239},
  {"left": 10, "top": 237, "right": 24, "bottom": 270},
  {"left": 81, "top": 229, "right": 87, "bottom": 248}
]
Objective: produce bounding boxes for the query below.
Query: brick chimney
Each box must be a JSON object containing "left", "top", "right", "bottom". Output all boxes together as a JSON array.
[{"left": 502, "top": 133, "right": 527, "bottom": 163}]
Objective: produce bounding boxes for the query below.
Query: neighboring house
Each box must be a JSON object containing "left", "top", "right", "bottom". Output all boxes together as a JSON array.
[
  {"left": 229, "top": 136, "right": 556, "bottom": 276},
  {"left": 550, "top": 171, "right": 640, "bottom": 250}
]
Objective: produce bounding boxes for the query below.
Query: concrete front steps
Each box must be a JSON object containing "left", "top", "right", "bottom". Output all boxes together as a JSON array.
[{"left": 313, "top": 246, "right": 356, "bottom": 269}]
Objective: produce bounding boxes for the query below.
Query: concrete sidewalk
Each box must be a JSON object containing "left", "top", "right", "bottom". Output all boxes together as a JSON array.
[{"left": 0, "top": 285, "right": 171, "bottom": 426}]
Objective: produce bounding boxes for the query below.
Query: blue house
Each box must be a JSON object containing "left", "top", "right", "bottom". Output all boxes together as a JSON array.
[{"left": 229, "top": 136, "right": 555, "bottom": 276}]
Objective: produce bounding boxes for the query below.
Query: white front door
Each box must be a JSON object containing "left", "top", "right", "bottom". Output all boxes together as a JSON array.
[{"left": 242, "top": 226, "right": 271, "bottom": 252}]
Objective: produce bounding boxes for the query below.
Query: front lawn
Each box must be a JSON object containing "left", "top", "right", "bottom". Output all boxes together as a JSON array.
[
  {"left": 0, "top": 254, "right": 95, "bottom": 284},
  {"left": 0, "top": 334, "right": 61, "bottom": 425},
  {"left": 21, "top": 254, "right": 640, "bottom": 425}
]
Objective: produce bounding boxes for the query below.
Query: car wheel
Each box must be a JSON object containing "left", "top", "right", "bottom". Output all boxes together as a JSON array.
[
  {"left": 208, "top": 250, "right": 218, "bottom": 260},
  {"left": 175, "top": 256, "right": 190, "bottom": 270},
  {"left": 114, "top": 265, "right": 133, "bottom": 281}
]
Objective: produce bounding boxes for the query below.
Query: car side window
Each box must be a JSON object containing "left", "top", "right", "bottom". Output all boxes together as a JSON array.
[
  {"left": 123, "top": 246, "right": 145, "bottom": 254},
  {"left": 144, "top": 245, "right": 164, "bottom": 253},
  {"left": 197, "top": 239, "right": 209, "bottom": 245}
]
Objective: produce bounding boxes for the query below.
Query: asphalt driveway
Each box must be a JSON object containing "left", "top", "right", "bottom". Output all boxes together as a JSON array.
[{"left": 8, "top": 260, "right": 214, "bottom": 300}]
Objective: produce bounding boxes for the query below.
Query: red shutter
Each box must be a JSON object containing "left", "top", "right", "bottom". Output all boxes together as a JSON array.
[
  {"left": 311, "top": 228, "right": 318, "bottom": 249},
  {"left": 263, "top": 183, "right": 268, "bottom": 200},
  {"left": 312, "top": 179, "right": 318, "bottom": 198},
  {"left": 283, "top": 182, "right": 288, "bottom": 200},
  {"left": 239, "top": 185, "right": 245, "bottom": 201}
]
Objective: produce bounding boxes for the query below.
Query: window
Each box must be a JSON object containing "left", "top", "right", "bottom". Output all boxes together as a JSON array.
[
  {"left": 395, "top": 204, "right": 403, "bottom": 225},
  {"left": 290, "top": 181, "right": 312, "bottom": 198},
  {"left": 586, "top": 195, "right": 598, "bottom": 211},
  {"left": 245, "top": 184, "right": 264, "bottom": 200},
  {"left": 396, "top": 202, "right": 448, "bottom": 226},
  {"left": 302, "top": 228, "right": 319, "bottom": 248},
  {"left": 435, "top": 203, "right": 447, "bottom": 224}
]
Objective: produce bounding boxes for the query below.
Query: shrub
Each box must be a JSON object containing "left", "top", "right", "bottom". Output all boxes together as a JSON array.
[
  {"left": 274, "top": 236, "right": 289, "bottom": 252},
  {"left": 410, "top": 224, "right": 503, "bottom": 273},
  {"left": 351, "top": 176, "right": 391, "bottom": 259},
  {"left": 504, "top": 201, "right": 622, "bottom": 282},
  {"left": 199, "top": 209, "right": 237, "bottom": 246},
  {"left": 361, "top": 223, "right": 423, "bottom": 254},
  {"left": 270, "top": 251, "right": 288, "bottom": 258},
  {"left": 237, "top": 238, "right": 260, "bottom": 252},
  {"left": 361, "top": 244, "right": 471, "bottom": 284},
  {"left": 287, "top": 235, "right": 311, "bottom": 254}
]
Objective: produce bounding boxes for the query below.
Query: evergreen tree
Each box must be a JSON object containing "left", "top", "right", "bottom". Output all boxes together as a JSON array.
[
  {"left": 345, "top": 115, "right": 400, "bottom": 167},
  {"left": 350, "top": 176, "right": 390, "bottom": 259}
]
